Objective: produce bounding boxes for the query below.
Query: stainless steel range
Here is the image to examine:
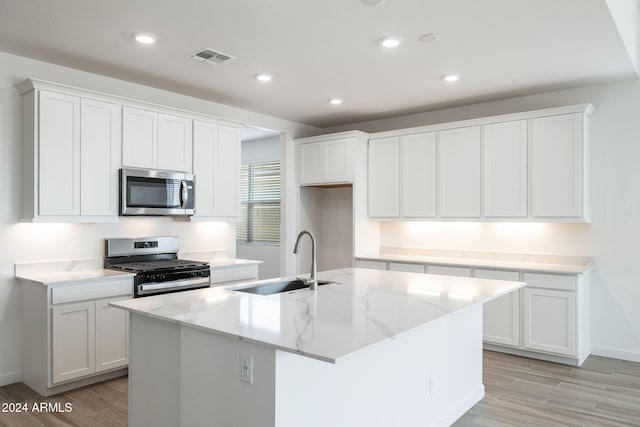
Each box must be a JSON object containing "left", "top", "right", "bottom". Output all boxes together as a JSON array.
[{"left": 104, "top": 236, "right": 210, "bottom": 297}]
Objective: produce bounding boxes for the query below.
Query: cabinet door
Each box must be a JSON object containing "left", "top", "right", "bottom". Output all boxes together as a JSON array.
[
  {"left": 474, "top": 268, "right": 520, "bottom": 346},
  {"left": 523, "top": 287, "right": 575, "bottom": 356},
  {"left": 158, "top": 114, "right": 193, "bottom": 172},
  {"left": 80, "top": 99, "right": 121, "bottom": 216},
  {"left": 402, "top": 132, "right": 436, "bottom": 218},
  {"left": 438, "top": 127, "right": 481, "bottom": 217},
  {"left": 51, "top": 302, "right": 95, "bottom": 383},
  {"left": 122, "top": 107, "right": 157, "bottom": 169},
  {"left": 192, "top": 120, "right": 218, "bottom": 217},
  {"left": 216, "top": 125, "right": 241, "bottom": 218},
  {"left": 299, "top": 142, "right": 325, "bottom": 184},
  {"left": 368, "top": 137, "right": 400, "bottom": 218},
  {"left": 95, "top": 299, "right": 129, "bottom": 373},
  {"left": 483, "top": 121, "right": 527, "bottom": 218},
  {"left": 530, "top": 113, "right": 582, "bottom": 218},
  {"left": 38, "top": 91, "right": 80, "bottom": 216},
  {"left": 325, "top": 139, "right": 351, "bottom": 183}
]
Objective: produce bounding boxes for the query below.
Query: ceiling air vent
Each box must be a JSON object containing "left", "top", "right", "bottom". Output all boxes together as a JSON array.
[{"left": 189, "top": 48, "right": 235, "bottom": 65}]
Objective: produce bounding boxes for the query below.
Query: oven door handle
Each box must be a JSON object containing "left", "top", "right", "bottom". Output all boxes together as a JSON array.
[
  {"left": 139, "top": 277, "right": 210, "bottom": 292},
  {"left": 180, "top": 180, "right": 189, "bottom": 209}
]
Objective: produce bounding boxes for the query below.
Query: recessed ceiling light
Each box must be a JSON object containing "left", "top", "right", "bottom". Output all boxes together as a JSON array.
[
  {"left": 443, "top": 74, "right": 461, "bottom": 82},
  {"left": 255, "top": 74, "right": 273, "bottom": 82},
  {"left": 361, "top": 0, "right": 385, "bottom": 5},
  {"left": 419, "top": 33, "right": 440, "bottom": 43},
  {"left": 329, "top": 98, "right": 343, "bottom": 105},
  {"left": 379, "top": 37, "right": 402, "bottom": 48},
  {"left": 133, "top": 32, "right": 157, "bottom": 45}
]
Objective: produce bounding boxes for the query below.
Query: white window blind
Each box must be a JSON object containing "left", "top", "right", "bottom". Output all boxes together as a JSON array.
[{"left": 237, "top": 161, "right": 281, "bottom": 244}]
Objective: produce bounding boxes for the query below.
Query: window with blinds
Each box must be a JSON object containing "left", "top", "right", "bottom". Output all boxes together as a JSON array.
[{"left": 237, "top": 161, "right": 281, "bottom": 245}]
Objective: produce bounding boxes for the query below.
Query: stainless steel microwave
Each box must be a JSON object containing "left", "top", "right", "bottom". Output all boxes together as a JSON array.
[{"left": 120, "top": 168, "right": 195, "bottom": 216}]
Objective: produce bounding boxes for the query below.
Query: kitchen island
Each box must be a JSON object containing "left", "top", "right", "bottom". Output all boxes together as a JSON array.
[{"left": 111, "top": 268, "right": 523, "bottom": 427}]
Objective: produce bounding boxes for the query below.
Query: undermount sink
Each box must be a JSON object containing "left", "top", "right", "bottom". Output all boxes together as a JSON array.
[{"left": 234, "top": 279, "right": 335, "bottom": 295}]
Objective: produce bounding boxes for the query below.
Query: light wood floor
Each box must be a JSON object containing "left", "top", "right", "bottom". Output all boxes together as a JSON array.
[{"left": 1, "top": 351, "right": 638, "bottom": 426}]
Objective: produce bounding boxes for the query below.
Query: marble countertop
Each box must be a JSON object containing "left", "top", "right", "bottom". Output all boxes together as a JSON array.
[
  {"left": 207, "top": 258, "right": 263, "bottom": 268},
  {"left": 15, "top": 256, "right": 260, "bottom": 286},
  {"left": 111, "top": 268, "right": 524, "bottom": 363},
  {"left": 15, "top": 259, "right": 135, "bottom": 286},
  {"left": 356, "top": 249, "right": 594, "bottom": 274}
]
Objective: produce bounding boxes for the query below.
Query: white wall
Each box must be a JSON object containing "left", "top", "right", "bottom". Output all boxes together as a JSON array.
[
  {"left": 329, "top": 78, "right": 640, "bottom": 362},
  {"left": 0, "top": 51, "right": 320, "bottom": 385},
  {"left": 237, "top": 134, "right": 282, "bottom": 279}
]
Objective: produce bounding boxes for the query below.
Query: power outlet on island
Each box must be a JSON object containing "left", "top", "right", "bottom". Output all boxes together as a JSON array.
[{"left": 240, "top": 352, "right": 254, "bottom": 384}]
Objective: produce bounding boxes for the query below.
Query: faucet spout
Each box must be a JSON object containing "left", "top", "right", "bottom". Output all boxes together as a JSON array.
[{"left": 293, "top": 230, "right": 317, "bottom": 290}]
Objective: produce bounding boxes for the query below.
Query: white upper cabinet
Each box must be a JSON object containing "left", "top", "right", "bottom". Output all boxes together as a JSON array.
[
  {"left": 438, "top": 126, "right": 481, "bottom": 218},
  {"left": 483, "top": 120, "right": 528, "bottom": 218},
  {"left": 216, "top": 125, "right": 241, "bottom": 218},
  {"left": 298, "top": 138, "right": 351, "bottom": 185},
  {"left": 80, "top": 99, "right": 121, "bottom": 216},
  {"left": 158, "top": 114, "right": 193, "bottom": 172},
  {"left": 368, "top": 137, "right": 400, "bottom": 218},
  {"left": 123, "top": 107, "right": 193, "bottom": 172},
  {"left": 122, "top": 107, "right": 157, "bottom": 169},
  {"left": 401, "top": 132, "right": 437, "bottom": 218},
  {"left": 364, "top": 104, "right": 593, "bottom": 222},
  {"left": 192, "top": 121, "right": 241, "bottom": 219},
  {"left": 530, "top": 113, "right": 584, "bottom": 219},
  {"left": 38, "top": 91, "right": 81, "bottom": 216}
]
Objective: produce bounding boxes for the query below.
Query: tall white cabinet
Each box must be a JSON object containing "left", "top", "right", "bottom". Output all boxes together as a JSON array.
[
  {"left": 192, "top": 121, "right": 241, "bottom": 219},
  {"left": 438, "top": 126, "right": 481, "bottom": 218},
  {"left": 530, "top": 113, "right": 585, "bottom": 218},
  {"left": 80, "top": 99, "right": 121, "bottom": 217},
  {"left": 36, "top": 91, "right": 81, "bottom": 216},
  {"left": 402, "top": 132, "right": 437, "bottom": 218},
  {"left": 368, "top": 137, "right": 400, "bottom": 218},
  {"left": 482, "top": 120, "right": 528, "bottom": 218}
]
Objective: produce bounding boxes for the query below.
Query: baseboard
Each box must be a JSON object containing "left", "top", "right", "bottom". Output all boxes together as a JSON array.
[
  {"left": 435, "top": 384, "right": 484, "bottom": 427},
  {"left": 0, "top": 370, "right": 21, "bottom": 387},
  {"left": 591, "top": 345, "right": 640, "bottom": 363}
]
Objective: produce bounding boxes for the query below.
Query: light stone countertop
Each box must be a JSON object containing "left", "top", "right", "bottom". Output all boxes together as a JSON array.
[
  {"left": 15, "top": 256, "right": 261, "bottom": 286},
  {"left": 15, "top": 259, "right": 135, "bottom": 286},
  {"left": 357, "top": 248, "right": 594, "bottom": 274},
  {"left": 111, "top": 267, "right": 524, "bottom": 363}
]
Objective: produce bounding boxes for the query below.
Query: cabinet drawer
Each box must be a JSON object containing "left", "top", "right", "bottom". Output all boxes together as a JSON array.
[
  {"left": 474, "top": 269, "right": 520, "bottom": 281},
  {"left": 427, "top": 265, "right": 471, "bottom": 277},
  {"left": 51, "top": 278, "right": 133, "bottom": 305},
  {"left": 524, "top": 273, "right": 575, "bottom": 291},
  {"left": 354, "top": 259, "right": 387, "bottom": 270},
  {"left": 211, "top": 265, "right": 259, "bottom": 284},
  {"left": 388, "top": 262, "right": 425, "bottom": 273}
]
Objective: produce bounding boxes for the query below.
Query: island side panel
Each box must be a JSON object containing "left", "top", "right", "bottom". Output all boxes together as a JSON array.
[
  {"left": 129, "top": 313, "right": 181, "bottom": 427},
  {"left": 274, "top": 304, "right": 484, "bottom": 427},
  {"left": 179, "top": 327, "right": 277, "bottom": 427}
]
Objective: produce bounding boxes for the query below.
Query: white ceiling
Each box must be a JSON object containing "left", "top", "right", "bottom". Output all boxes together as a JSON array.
[{"left": 0, "top": 0, "right": 636, "bottom": 128}]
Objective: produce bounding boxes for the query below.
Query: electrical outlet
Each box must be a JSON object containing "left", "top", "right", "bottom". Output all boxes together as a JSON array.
[{"left": 240, "top": 352, "right": 253, "bottom": 384}]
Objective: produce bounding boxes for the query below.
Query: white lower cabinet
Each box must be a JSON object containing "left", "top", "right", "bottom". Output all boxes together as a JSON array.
[
  {"left": 21, "top": 276, "right": 133, "bottom": 396},
  {"left": 51, "top": 297, "right": 129, "bottom": 385},
  {"left": 95, "top": 299, "right": 129, "bottom": 373},
  {"left": 52, "top": 301, "right": 95, "bottom": 383},
  {"left": 353, "top": 258, "right": 590, "bottom": 365},
  {"left": 474, "top": 268, "right": 520, "bottom": 347},
  {"left": 523, "top": 287, "right": 575, "bottom": 356}
]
